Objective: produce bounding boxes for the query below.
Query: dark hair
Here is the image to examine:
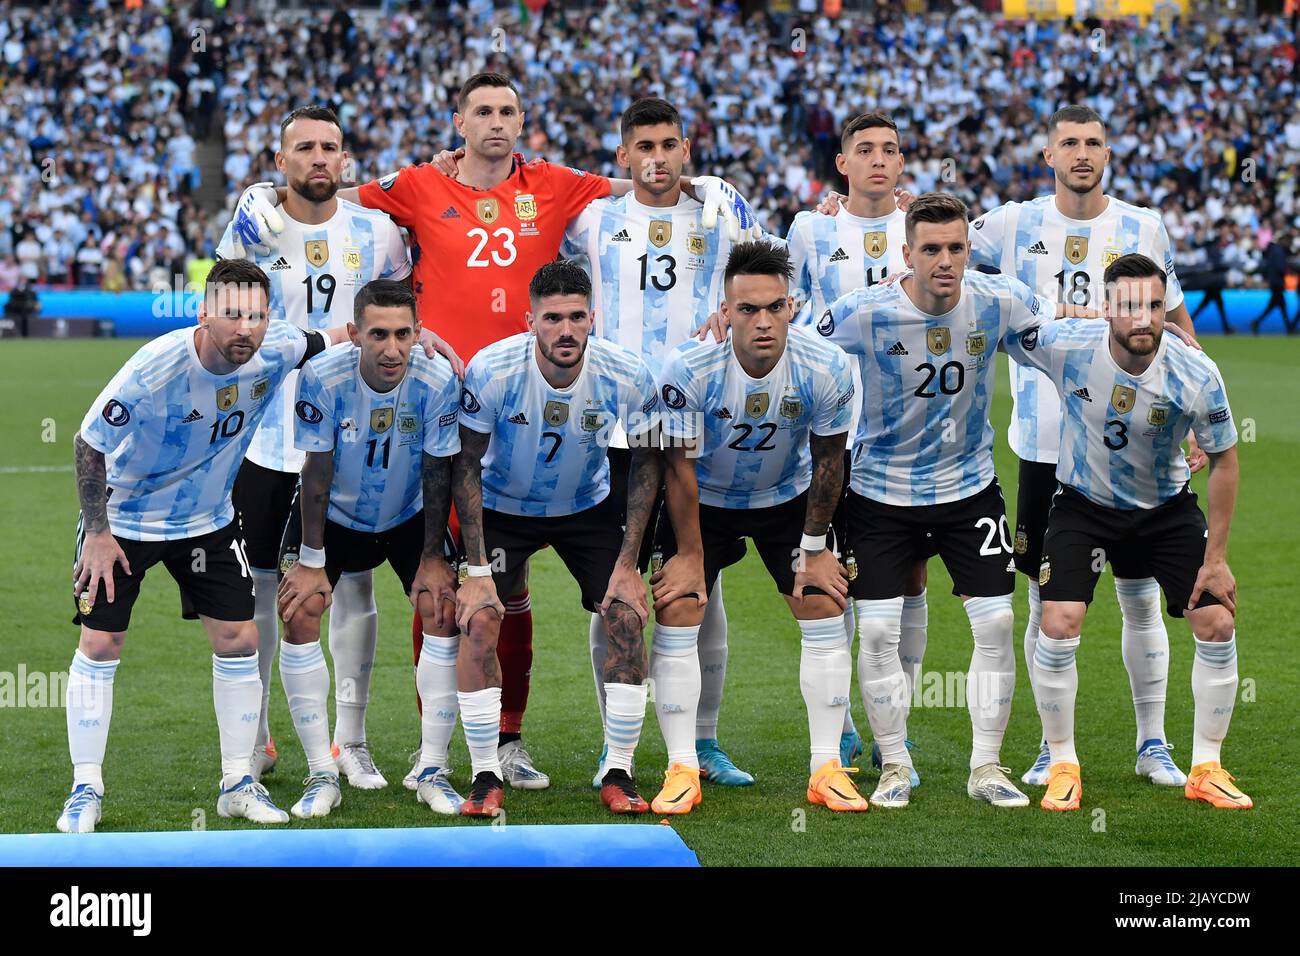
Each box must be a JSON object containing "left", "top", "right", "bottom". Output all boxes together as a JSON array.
[
  {"left": 353, "top": 279, "right": 418, "bottom": 325},
  {"left": 724, "top": 240, "right": 793, "bottom": 285},
  {"left": 458, "top": 72, "right": 522, "bottom": 112},
  {"left": 620, "top": 97, "right": 684, "bottom": 140},
  {"left": 840, "top": 112, "right": 899, "bottom": 151},
  {"left": 280, "top": 106, "right": 343, "bottom": 145},
  {"left": 205, "top": 258, "right": 270, "bottom": 304},
  {"left": 529, "top": 259, "right": 591, "bottom": 304},
  {"left": 904, "top": 192, "right": 969, "bottom": 242},
  {"left": 1047, "top": 105, "right": 1106, "bottom": 142},
  {"left": 1104, "top": 252, "right": 1166, "bottom": 289}
]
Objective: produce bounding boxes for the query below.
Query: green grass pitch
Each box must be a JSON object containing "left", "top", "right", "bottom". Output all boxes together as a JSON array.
[{"left": 1, "top": 335, "right": 1296, "bottom": 866}]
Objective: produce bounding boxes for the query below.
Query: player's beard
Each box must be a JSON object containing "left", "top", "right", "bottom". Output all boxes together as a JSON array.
[
  {"left": 221, "top": 338, "right": 258, "bottom": 365},
  {"left": 1060, "top": 166, "right": 1104, "bottom": 195},
  {"left": 1115, "top": 326, "right": 1160, "bottom": 356},
  {"left": 292, "top": 175, "right": 339, "bottom": 204},
  {"left": 540, "top": 337, "right": 586, "bottom": 369}
]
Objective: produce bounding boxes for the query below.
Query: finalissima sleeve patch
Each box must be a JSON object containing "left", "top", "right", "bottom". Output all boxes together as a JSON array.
[{"left": 1208, "top": 408, "right": 1230, "bottom": 424}]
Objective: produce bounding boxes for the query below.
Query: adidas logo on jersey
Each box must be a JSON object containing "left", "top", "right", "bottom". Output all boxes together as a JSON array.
[
  {"left": 886, "top": 341, "right": 909, "bottom": 355},
  {"left": 611, "top": 229, "right": 631, "bottom": 242},
  {"left": 1027, "top": 241, "right": 1048, "bottom": 255},
  {"left": 181, "top": 408, "right": 203, "bottom": 423},
  {"left": 267, "top": 257, "right": 291, "bottom": 271},
  {"left": 1073, "top": 387, "right": 1093, "bottom": 402},
  {"left": 508, "top": 412, "right": 529, "bottom": 425},
  {"left": 829, "top": 247, "right": 849, "bottom": 262},
  {"left": 440, "top": 206, "right": 460, "bottom": 219},
  {"left": 713, "top": 406, "right": 733, "bottom": 419}
]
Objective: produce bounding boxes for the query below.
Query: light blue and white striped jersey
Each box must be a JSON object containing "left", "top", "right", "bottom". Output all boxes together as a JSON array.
[
  {"left": 968, "top": 194, "right": 1184, "bottom": 464},
  {"left": 787, "top": 207, "right": 909, "bottom": 322},
  {"left": 459, "top": 333, "right": 659, "bottom": 518},
  {"left": 293, "top": 345, "right": 461, "bottom": 533},
  {"left": 1003, "top": 319, "right": 1235, "bottom": 510},
  {"left": 562, "top": 193, "right": 734, "bottom": 376},
  {"left": 821, "top": 272, "right": 1052, "bottom": 507},
  {"left": 79, "top": 324, "right": 321, "bottom": 541},
  {"left": 217, "top": 199, "right": 411, "bottom": 473},
  {"left": 787, "top": 205, "right": 909, "bottom": 437},
  {"left": 657, "top": 326, "right": 854, "bottom": 510}
]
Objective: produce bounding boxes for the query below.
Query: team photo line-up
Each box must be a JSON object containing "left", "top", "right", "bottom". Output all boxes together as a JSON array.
[{"left": 56, "top": 72, "right": 1249, "bottom": 834}]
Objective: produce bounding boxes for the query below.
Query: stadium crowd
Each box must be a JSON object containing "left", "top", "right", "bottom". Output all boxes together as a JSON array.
[{"left": 1, "top": 0, "right": 1297, "bottom": 300}]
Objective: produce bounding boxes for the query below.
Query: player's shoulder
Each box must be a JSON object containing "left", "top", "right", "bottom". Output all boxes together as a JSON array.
[
  {"left": 586, "top": 334, "right": 648, "bottom": 377},
  {"left": 1038, "top": 317, "right": 1106, "bottom": 349},
  {"left": 964, "top": 269, "right": 1020, "bottom": 298},
  {"left": 407, "top": 347, "right": 457, "bottom": 388},
  {"left": 788, "top": 208, "right": 822, "bottom": 237},
  {"left": 971, "top": 198, "right": 1024, "bottom": 230},
  {"left": 665, "top": 334, "right": 728, "bottom": 376},
  {"left": 1105, "top": 194, "right": 1165, "bottom": 227},
  {"left": 788, "top": 323, "right": 846, "bottom": 363},
  {"left": 338, "top": 197, "right": 400, "bottom": 229},
  {"left": 1163, "top": 335, "right": 1225, "bottom": 384},
  {"left": 304, "top": 341, "right": 358, "bottom": 385},
  {"left": 133, "top": 328, "right": 194, "bottom": 390},
  {"left": 471, "top": 331, "right": 534, "bottom": 374}
]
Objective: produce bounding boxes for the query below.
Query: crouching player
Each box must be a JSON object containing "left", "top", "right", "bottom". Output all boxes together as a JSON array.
[
  {"left": 451, "top": 260, "right": 663, "bottom": 816},
  {"left": 277, "top": 280, "right": 464, "bottom": 817},
  {"left": 649, "top": 240, "right": 862, "bottom": 814},
  {"left": 1004, "top": 253, "right": 1250, "bottom": 811}
]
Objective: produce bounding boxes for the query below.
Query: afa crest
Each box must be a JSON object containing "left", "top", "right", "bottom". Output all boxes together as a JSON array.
[
  {"left": 304, "top": 240, "right": 329, "bottom": 268},
  {"left": 514, "top": 194, "right": 538, "bottom": 221},
  {"left": 966, "top": 332, "right": 988, "bottom": 356},
  {"left": 581, "top": 411, "right": 605, "bottom": 432},
  {"left": 251, "top": 379, "right": 269, "bottom": 401},
  {"left": 1147, "top": 404, "right": 1169, "bottom": 427},
  {"left": 649, "top": 221, "right": 672, "bottom": 248},
  {"left": 1110, "top": 385, "right": 1137, "bottom": 415},
  {"left": 216, "top": 384, "right": 238, "bottom": 411},
  {"left": 779, "top": 396, "right": 802, "bottom": 419},
  {"left": 1039, "top": 561, "right": 1051, "bottom": 586},
  {"left": 687, "top": 234, "right": 706, "bottom": 255},
  {"left": 371, "top": 408, "right": 394, "bottom": 433},
  {"left": 343, "top": 247, "right": 362, "bottom": 270},
  {"left": 398, "top": 414, "right": 419, "bottom": 434},
  {"left": 1102, "top": 248, "right": 1122, "bottom": 268}
]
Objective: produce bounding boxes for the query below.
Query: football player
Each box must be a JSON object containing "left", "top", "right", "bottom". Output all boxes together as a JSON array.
[
  {"left": 450, "top": 260, "right": 663, "bottom": 816},
  {"left": 819, "top": 194, "right": 1049, "bottom": 809},
  {"left": 1002, "top": 253, "right": 1248, "bottom": 811},
  {"left": 649, "top": 241, "right": 861, "bottom": 815},
  {"left": 276, "top": 280, "right": 463, "bottom": 817}
]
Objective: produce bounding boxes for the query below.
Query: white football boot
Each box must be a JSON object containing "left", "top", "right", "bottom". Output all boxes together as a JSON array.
[
  {"left": 968, "top": 763, "right": 1031, "bottom": 807},
  {"left": 291, "top": 771, "right": 342, "bottom": 819},
  {"left": 416, "top": 767, "right": 465, "bottom": 815},
  {"left": 498, "top": 739, "right": 550, "bottom": 790},
  {"left": 56, "top": 784, "right": 102, "bottom": 833},
  {"left": 332, "top": 740, "right": 388, "bottom": 789},
  {"left": 870, "top": 763, "right": 912, "bottom": 808},
  {"left": 217, "top": 775, "right": 290, "bottom": 824}
]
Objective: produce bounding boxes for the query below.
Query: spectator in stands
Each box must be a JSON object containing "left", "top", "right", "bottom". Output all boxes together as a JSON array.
[
  {"left": 0, "top": 254, "right": 19, "bottom": 292},
  {"left": 73, "top": 236, "right": 104, "bottom": 288}
]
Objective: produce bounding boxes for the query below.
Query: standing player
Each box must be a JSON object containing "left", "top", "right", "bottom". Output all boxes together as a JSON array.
[
  {"left": 449, "top": 260, "right": 663, "bottom": 816},
  {"left": 234, "top": 74, "right": 758, "bottom": 789},
  {"left": 58, "top": 260, "right": 340, "bottom": 833},
  {"left": 819, "top": 194, "right": 1048, "bottom": 810},
  {"left": 562, "top": 97, "right": 754, "bottom": 787},
  {"left": 276, "top": 280, "right": 464, "bottom": 817},
  {"left": 1003, "top": 254, "right": 1249, "bottom": 811},
  {"left": 787, "top": 112, "right": 925, "bottom": 778},
  {"left": 220, "top": 106, "right": 414, "bottom": 790},
  {"left": 648, "top": 241, "right": 862, "bottom": 815},
  {"left": 966, "top": 105, "right": 1198, "bottom": 788}
]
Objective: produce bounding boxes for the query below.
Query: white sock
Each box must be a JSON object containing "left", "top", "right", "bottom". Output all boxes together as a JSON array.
[
  {"left": 417, "top": 634, "right": 460, "bottom": 768},
  {"left": 589, "top": 612, "right": 608, "bottom": 726},
  {"left": 603, "top": 682, "right": 648, "bottom": 774},
  {"left": 855, "top": 597, "right": 911, "bottom": 767},
  {"left": 1116, "top": 577, "right": 1169, "bottom": 749},
  {"left": 900, "top": 589, "right": 929, "bottom": 719},
  {"left": 250, "top": 568, "right": 278, "bottom": 750},
  {"left": 1191, "top": 635, "right": 1238, "bottom": 767},
  {"left": 651, "top": 623, "right": 701, "bottom": 768},
  {"left": 328, "top": 571, "right": 378, "bottom": 747},
  {"left": 67, "top": 650, "right": 116, "bottom": 793},
  {"left": 800, "top": 616, "right": 852, "bottom": 774},
  {"left": 213, "top": 653, "right": 262, "bottom": 788},
  {"left": 964, "top": 595, "right": 1016, "bottom": 770},
  {"left": 458, "top": 687, "right": 502, "bottom": 777},
  {"left": 695, "top": 578, "right": 727, "bottom": 741},
  {"left": 279, "top": 641, "right": 334, "bottom": 773},
  {"left": 1032, "top": 632, "right": 1080, "bottom": 766},
  {"left": 1023, "top": 579, "right": 1043, "bottom": 741},
  {"left": 840, "top": 603, "right": 857, "bottom": 734}
]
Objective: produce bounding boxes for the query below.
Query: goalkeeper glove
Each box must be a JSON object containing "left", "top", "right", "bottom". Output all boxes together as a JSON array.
[
  {"left": 693, "top": 176, "right": 762, "bottom": 242},
  {"left": 228, "top": 182, "right": 284, "bottom": 258}
]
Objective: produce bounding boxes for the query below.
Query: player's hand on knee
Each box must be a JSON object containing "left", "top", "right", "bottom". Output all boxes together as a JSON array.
[
  {"left": 278, "top": 564, "right": 332, "bottom": 624},
  {"left": 417, "top": 327, "right": 465, "bottom": 378},
  {"left": 1189, "top": 559, "right": 1236, "bottom": 615},
  {"left": 600, "top": 561, "right": 649, "bottom": 629},
  {"left": 455, "top": 576, "right": 504, "bottom": 632},
  {"left": 792, "top": 547, "right": 850, "bottom": 610},
  {"left": 411, "top": 556, "right": 458, "bottom": 631},
  {"left": 74, "top": 530, "right": 131, "bottom": 607},
  {"left": 693, "top": 309, "right": 730, "bottom": 343},
  {"left": 431, "top": 147, "right": 465, "bottom": 178},
  {"left": 650, "top": 554, "right": 706, "bottom": 612}
]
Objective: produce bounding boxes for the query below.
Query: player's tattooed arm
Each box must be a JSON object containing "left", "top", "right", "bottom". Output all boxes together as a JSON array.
[
  {"left": 74, "top": 434, "right": 109, "bottom": 534},
  {"left": 413, "top": 453, "right": 458, "bottom": 631},
  {"left": 651, "top": 445, "right": 708, "bottom": 612},
  {"left": 618, "top": 446, "right": 665, "bottom": 568},
  {"left": 421, "top": 453, "right": 453, "bottom": 558},
  {"left": 804, "top": 432, "right": 847, "bottom": 536},
  {"left": 451, "top": 428, "right": 490, "bottom": 565},
  {"left": 298, "top": 451, "right": 334, "bottom": 549}
]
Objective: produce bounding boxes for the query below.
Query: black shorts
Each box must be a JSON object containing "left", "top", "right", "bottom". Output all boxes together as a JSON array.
[
  {"left": 232, "top": 458, "right": 300, "bottom": 571},
  {"left": 653, "top": 490, "right": 815, "bottom": 598},
  {"left": 1038, "top": 484, "right": 1221, "bottom": 618},
  {"left": 72, "top": 518, "right": 256, "bottom": 633},
  {"left": 843, "top": 480, "right": 1015, "bottom": 600},
  {"left": 606, "top": 446, "right": 665, "bottom": 574},
  {"left": 1012, "top": 458, "right": 1059, "bottom": 576},
  {"left": 480, "top": 494, "right": 625, "bottom": 613},
  {"left": 280, "top": 508, "right": 434, "bottom": 592}
]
